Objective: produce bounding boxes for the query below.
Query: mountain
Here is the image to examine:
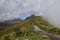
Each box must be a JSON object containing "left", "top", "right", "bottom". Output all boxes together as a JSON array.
[
  {"left": 0, "top": 16, "right": 60, "bottom": 40},
  {"left": 3, "top": 18, "right": 22, "bottom": 24},
  {"left": 0, "top": 15, "right": 35, "bottom": 28},
  {"left": 0, "top": 18, "right": 22, "bottom": 29},
  {"left": 0, "top": 16, "right": 51, "bottom": 40},
  {"left": 26, "top": 14, "right": 35, "bottom": 20}
]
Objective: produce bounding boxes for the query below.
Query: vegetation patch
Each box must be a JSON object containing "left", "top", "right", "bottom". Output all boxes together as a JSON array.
[
  {"left": 31, "top": 16, "right": 60, "bottom": 35},
  {"left": 0, "top": 18, "right": 50, "bottom": 40}
]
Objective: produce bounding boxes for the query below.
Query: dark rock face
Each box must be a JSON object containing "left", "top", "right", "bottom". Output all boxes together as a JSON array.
[
  {"left": 3, "top": 18, "right": 22, "bottom": 23},
  {"left": 0, "top": 18, "right": 22, "bottom": 29},
  {"left": 0, "top": 23, "right": 12, "bottom": 30},
  {"left": 0, "top": 15, "right": 35, "bottom": 28},
  {"left": 26, "top": 15, "right": 35, "bottom": 20}
]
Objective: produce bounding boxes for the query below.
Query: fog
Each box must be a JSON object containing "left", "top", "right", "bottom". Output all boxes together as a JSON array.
[
  {"left": 40, "top": 0, "right": 60, "bottom": 28},
  {"left": 0, "top": 0, "right": 41, "bottom": 21},
  {"left": 0, "top": 0, "right": 60, "bottom": 28}
]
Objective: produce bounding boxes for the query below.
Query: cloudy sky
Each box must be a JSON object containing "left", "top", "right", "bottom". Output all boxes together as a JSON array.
[
  {"left": 1, "top": 0, "right": 60, "bottom": 28},
  {"left": 0, "top": 0, "right": 41, "bottom": 21},
  {"left": 40, "top": 0, "right": 60, "bottom": 28}
]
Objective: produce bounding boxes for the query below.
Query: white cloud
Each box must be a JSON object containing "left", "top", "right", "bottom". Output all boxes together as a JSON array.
[
  {"left": 1, "top": 0, "right": 60, "bottom": 28},
  {"left": 0, "top": 0, "right": 41, "bottom": 22},
  {"left": 40, "top": 0, "right": 60, "bottom": 28}
]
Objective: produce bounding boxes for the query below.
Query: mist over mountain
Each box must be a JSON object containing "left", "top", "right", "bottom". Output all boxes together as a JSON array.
[
  {"left": 40, "top": 0, "right": 60, "bottom": 28},
  {"left": 0, "top": 15, "right": 35, "bottom": 28},
  {"left": 0, "top": 0, "right": 60, "bottom": 28},
  {"left": 0, "top": 0, "right": 41, "bottom": 22}
]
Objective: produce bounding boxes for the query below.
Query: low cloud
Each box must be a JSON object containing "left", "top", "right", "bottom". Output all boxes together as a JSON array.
[
  {"left": 1, "top": 0, "right": 60, "bottom": 28},
  {"left": 40, "top": 0, "right": 60, "bottom": 28},
  {"left": 0, "top": 0, "right": 41, "bottom": 22}
]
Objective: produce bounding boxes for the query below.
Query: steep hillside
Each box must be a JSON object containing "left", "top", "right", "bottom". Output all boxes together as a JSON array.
[
  {"left": 0, "top": 16, "right": 60, "bottom": 40},
  {"left": 31, "top": 16, "right": 60, "bottom": 35},
  {"left": 0, "top": 16, "right": 51, "bottom": 40}
]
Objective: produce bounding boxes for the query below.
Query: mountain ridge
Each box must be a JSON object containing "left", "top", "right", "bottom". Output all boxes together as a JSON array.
[{"left": 0, "top": 16, "right": 60, "bottom": 40}]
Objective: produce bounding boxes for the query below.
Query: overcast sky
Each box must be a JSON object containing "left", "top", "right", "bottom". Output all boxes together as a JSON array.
[
  {"left": 1, "top": 0, "right": 60, "bottom": 28},
  {"left": 40, "top": 0, "right": 60, "bottom": 28},
  {"left": 0, "top": 0, "right": 41, "bottom": 21}
]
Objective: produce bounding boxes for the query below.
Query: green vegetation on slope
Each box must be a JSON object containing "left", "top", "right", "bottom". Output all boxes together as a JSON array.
[
  {"left": 0, "top": 16, "right": 60, "bottom": 40},
  {"left": 0, "top": 18, "right": 50, "bottom": 40},
  {"left": 31, "top": 16, "right": 60, "bottom": 35}
]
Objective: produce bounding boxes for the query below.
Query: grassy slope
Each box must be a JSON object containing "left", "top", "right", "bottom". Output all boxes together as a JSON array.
[
  {"left": 0, "top": 16, "right": 60, "bottom": 40},
  {"left": 31, "top": 16, "right": 60, "bottom": 35},
  {"left": 0, "top": 17, "right": 50, "bottom": 40}
]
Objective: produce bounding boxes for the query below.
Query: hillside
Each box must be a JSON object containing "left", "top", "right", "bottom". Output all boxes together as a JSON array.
[
  {"left": 0, "top": 16, "right": 60, "bottom": 40},
  {"left": 30, "top": 16, "right": 60, "bottom": 35}
]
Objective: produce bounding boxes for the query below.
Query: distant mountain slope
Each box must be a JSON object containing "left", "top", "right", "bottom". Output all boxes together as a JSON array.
[
  {"left": 0, "top": 18, "right": 22, "bottom": 29},
  {"left": 3, "top": 18, "right": 22, "bottom": 24},
  {"left": 0, "top": 15, "right": 35, "bottom": 28}
]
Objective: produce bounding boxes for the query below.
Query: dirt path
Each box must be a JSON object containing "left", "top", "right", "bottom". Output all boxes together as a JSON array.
[{"left": 33, "top": 25, "right": 60, "bottom": 40}]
